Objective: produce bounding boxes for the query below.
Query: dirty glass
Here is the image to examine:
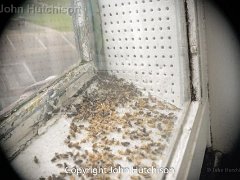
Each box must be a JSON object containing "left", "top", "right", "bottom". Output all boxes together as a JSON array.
[{"left": 0, "top": 0, "right": 79, "bottom": 112}]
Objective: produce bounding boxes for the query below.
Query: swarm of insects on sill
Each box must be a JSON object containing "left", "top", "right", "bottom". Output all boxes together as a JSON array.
[{"left": 40, "top": 73, "right": 180, "bottom": 180}]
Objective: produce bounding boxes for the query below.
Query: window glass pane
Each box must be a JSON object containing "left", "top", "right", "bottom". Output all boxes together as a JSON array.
[{"left": 0, "top": 0, "right": 79, "bottom": 111}]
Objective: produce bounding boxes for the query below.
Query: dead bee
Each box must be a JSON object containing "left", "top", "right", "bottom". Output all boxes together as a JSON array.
[
  {"left": 67, "top": 152, "right": 74, "bottom": 157},
  {"left": 56, "top": 163, "right": 63, "bottom": 168},
  {"left": 69, "top": 129, "right": 76, "bottom": 138},
  {"left": 75, "top": 159, "right": 83, "bottom": 166},
  {"left": 70, "top": 123, "right": 78, "bottom": 132},
  {"left": 73, "top": 152, "right": 80, "bottom": 160},
  {"left": 59, "top": 172, "right": 67, "bottom": 177},
  {"left": 60, "top": 154, "right": 69, "bottom": 159},
  {"left": 121, "top": 142, "right": 130, "bottom": 147},
  {"left": 127, "top": 157, "right": 133, "bottom": 162},
  {"left": 64, "top": 162, "right": 68, "bottom": 168},
  {"left": 117, "top": 128, "right": 121, "bottom": 133},
  {"left": 131, "top": 176, "right": 141, "bottom": 180},
  {"left": 34, "top": 156, "right": 39, "bottom": 164},
  {"left": 51, "top": 157, "right": 57, "bottom": 163},
  {"left": 64, "top": 139, "right": 70, "bottom": 144},
  {"left": 70, "top": 175, "right": 75, "bottom": 180},
  {"left": 71, "top": 142, "right": 81, "bottom": 149}
]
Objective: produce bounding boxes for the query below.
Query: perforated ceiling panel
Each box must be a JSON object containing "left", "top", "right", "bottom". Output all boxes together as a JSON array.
[{"left": 98, "top": 0, "right": 188, "bottom": 107}]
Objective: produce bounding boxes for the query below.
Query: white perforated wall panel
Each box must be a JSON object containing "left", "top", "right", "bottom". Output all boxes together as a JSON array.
[{"left": 98, "top": 0, "right": 189, "bottom": 107}]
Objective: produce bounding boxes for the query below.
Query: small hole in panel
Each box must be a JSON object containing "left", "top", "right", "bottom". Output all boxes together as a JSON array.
[
  {"left": 166, "top": 7, "right": 170, "bottom": 10},
  {"left": 158, "top": 8, "right": 161, "bottom": 11}
]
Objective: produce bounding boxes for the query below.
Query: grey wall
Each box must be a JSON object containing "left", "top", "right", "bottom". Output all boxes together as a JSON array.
[{"left": 205, "top": 2, "right": 240, "bottom": 153}]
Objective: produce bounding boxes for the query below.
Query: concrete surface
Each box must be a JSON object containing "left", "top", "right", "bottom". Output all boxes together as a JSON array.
[{"left": 0, "top": 22, "right": 79, "bottom": 110}]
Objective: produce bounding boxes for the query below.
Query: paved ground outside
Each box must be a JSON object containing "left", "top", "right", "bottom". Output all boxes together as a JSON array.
[{"left": 0, "top": 21, "right": 79, "bottom": 110}]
